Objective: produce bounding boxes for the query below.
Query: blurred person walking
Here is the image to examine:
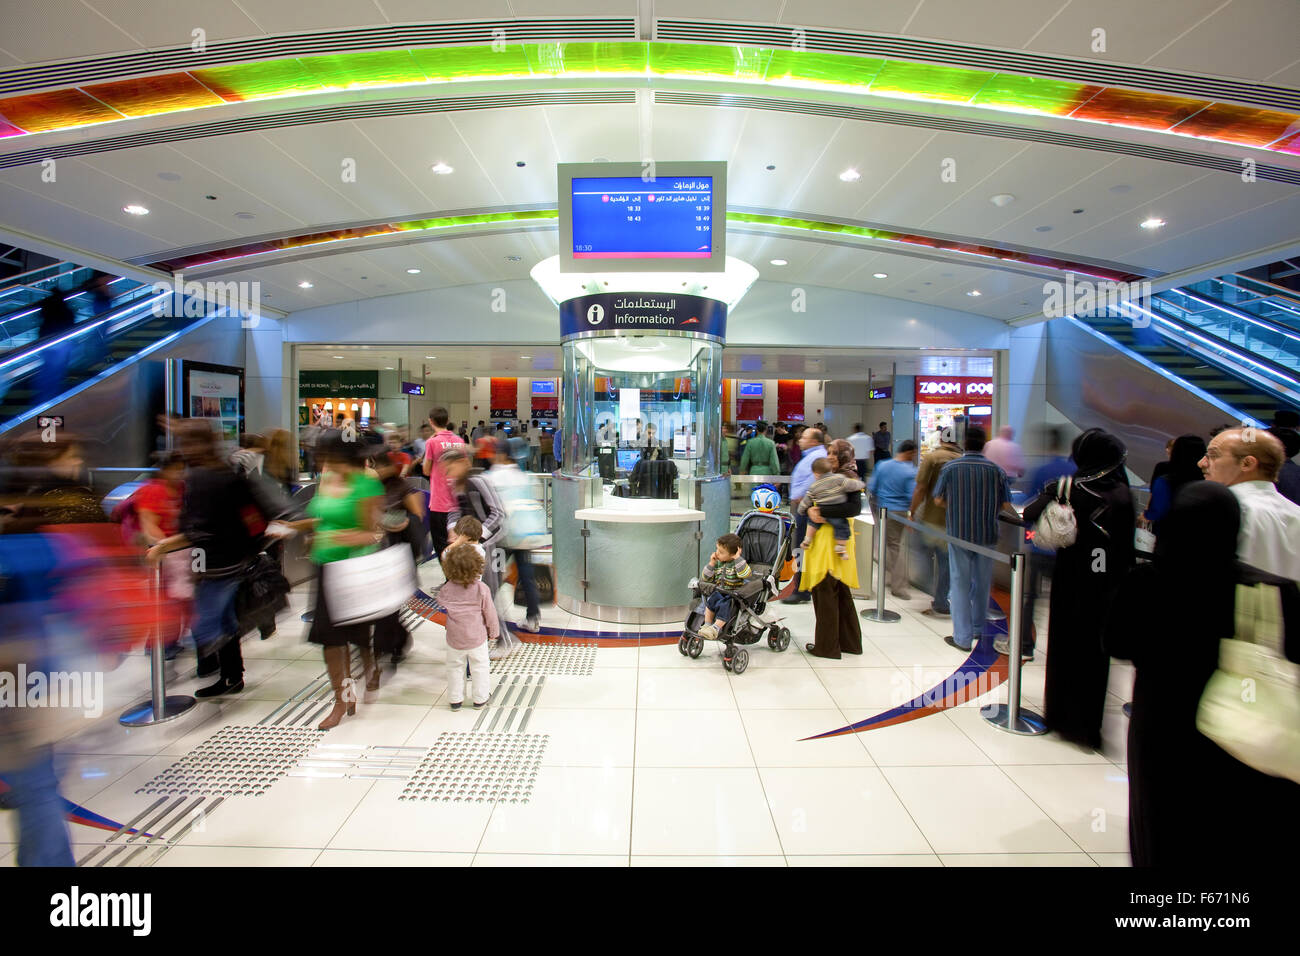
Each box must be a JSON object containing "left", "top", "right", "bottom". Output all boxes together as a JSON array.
[
  {"left": 1268, "top": 425, "right": 1300, "bottom": 506},
  {"left": 847, "top": 423, "right": 872, "bottom": 479},
  {"left": 1105, "top": 481, "right": 1300, "bottom": 865},
  {"left": 442, "top": 446, "right": 515, "bottom": 657},
  {"left": 304, "top": 430, "right": 385, "bottom": 728},
  {"left": 146, "top": 421, "right": 277, "bottom": 697},
  {"left": 781, "top": 427, "right": 829, "bottom": 605},
  {"left": 1021, "top": 429, "right": 1135, "bottom": 749},
  {"left": 910, "top": 427, "right": 962, "bottom": 617},
  {"left": 868, "top": 439, "right": 918, "bottom": 598},
  {"left": 871, "top": 421, "right": 892, "bottom": 467},
  {"left": 931, "top": 426, "right": 1016, "bottom": 652},
  {"left": 421, "top": 407, "right": 465, "bottom": 566},
  {"left": 983, "top": 425, "right": 1026, "bottom": 481},
  {"left": 371, "top": 449, "right": 424, "bottom": 665},
  {"left": 1200, "top": 427, "right": 1300, "bottom": 579},
  {"left": 488, "top": 440, "right": 545, "bottom": 633},
  {"left": 740, "top": 420, "right": 779, "bottom": 477}
]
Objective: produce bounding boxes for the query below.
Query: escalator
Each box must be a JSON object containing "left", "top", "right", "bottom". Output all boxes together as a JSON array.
[
  {"left": 1070, "top": 269, "right": 1300, "bottom": 426},
  {"left": 0, "top": 282, "right": 241, "bottom": 432}
]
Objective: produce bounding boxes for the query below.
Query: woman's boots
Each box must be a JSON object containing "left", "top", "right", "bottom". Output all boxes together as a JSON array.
[
  {"left": 318, "top": 645, "right": 356, "bottom": 730},
  {"left": 361, "top": 644, "right": 380, "bottom": 695}
]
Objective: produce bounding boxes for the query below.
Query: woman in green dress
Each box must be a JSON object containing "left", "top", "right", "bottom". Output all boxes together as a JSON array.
[{"left": 306, "top": 430, "right": 385, "bottom": 730}]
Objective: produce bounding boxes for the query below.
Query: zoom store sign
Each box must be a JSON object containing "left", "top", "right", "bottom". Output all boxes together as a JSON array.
[
  {"left": 914, "top": 376, "right": 995, "bottom": 403},
  {"left": 559, "top": 293, "right": 727, "bottom": 340}
]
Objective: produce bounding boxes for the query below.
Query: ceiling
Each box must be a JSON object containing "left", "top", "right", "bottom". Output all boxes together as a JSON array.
[
  {"left": 0, "top": 1, "right": 1297, "bottom": 325},
  {"left": 296, "top": 344, "right": 995, "bottom": 380}
]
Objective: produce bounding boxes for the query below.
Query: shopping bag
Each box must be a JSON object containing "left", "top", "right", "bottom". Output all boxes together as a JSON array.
[
  {"left": 322, "top": 543, "right": 416, "bottom": 626},
  {"left": 1196, "top": 582, "right": 1300, "bottom": 784}
]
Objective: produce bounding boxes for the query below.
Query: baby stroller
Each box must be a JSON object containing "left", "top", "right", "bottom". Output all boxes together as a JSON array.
[{"left": 678, "top": 509, "right": 795, "bottom": 674}]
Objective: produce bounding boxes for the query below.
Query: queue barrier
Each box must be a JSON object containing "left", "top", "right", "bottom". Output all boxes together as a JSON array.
[{"left": 862, "top": 506, "right": 1046, "bottom": 737}]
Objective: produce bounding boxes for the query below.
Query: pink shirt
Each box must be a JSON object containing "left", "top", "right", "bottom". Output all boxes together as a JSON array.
[
  {"left": 424, "top": 429, "right": 464, "bottom": 513},
  {"left": 438, "top": 579, "right": 499, "bottom": 649}
]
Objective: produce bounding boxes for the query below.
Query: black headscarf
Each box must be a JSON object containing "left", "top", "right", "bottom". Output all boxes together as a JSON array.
[
  {"left": 1070, "top": 427, "right": 1128, "bottom": 484},
  {"left": 1164, "top": 434, "right": 1206, "bottom": 499}
]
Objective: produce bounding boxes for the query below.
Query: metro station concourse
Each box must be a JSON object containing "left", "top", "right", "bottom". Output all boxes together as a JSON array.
[{"left": 0, "top": 0, "right": 1298, "bottom": 884}]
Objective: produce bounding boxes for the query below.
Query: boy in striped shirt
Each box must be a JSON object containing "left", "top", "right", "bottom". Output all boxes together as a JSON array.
[{"left": 697, "top": 533, "right": 751, "bottom": 640}]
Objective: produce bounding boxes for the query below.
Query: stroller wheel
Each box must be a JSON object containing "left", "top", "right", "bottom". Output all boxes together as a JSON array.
[
  {"left": 687, "top": 635, "right": 704, "bottom": 658},
  {"left": 678, "top": 635, "right": 690, "bottom": 656},
  {"left": 766, "top": 626, "right": 779, "bottom": 650},
  {"left": 776, "top": 627, "right": 792, "bottom": 652},
  {"left": 731, "top": 648, "right": 750, "bottom": 675}
]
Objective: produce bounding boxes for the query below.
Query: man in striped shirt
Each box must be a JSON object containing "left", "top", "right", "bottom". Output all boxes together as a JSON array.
[{"left": 932, "top": 426, "right": 1016, "bottom": 652}]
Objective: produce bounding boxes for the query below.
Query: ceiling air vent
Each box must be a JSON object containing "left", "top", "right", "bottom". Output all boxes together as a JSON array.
[
  {"left": 0, "top": 18, "right": 639, "bottom": 95},
  {"left": 654, "top": 19, "right": 1300, "bottom": 113},
  {"left": 653, "top": 90, "right": 1300, "bottom": 186}
]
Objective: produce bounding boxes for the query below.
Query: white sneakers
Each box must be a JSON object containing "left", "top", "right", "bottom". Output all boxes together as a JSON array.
[{"left": 697, "top": 623, "right": 719, "bottom": 641}]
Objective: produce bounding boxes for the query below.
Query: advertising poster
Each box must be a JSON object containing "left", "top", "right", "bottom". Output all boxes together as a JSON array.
[{"left": 183, "top": 360, "right": 244, "bottom": 451}]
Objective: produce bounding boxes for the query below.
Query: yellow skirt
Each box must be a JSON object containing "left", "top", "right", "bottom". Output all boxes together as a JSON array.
[{"left": 801, "top": 520, "right": 859, "bottom": 592}]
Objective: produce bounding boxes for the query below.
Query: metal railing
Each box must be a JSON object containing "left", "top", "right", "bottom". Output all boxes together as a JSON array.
[{"left": 860, "top": 506, "right": 1045, "bottom": 736}]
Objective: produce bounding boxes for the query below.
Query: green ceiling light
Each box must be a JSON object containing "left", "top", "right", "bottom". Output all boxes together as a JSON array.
[
  {"left": 870, "top": 60, "right": 995, "bottom": 103},
  {"left": 410, "top": 44, "right": 532, "bottom": 81},
  {"left": 971, "top": 73, "right": 1098, "bottom": 116},
  {"left": 764, "top": 49, "right": 884, "bottom": 88}
]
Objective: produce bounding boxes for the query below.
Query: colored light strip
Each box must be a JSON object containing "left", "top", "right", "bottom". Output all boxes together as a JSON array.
[
  {"left": 145, "top": 207, "right": 1142, "bottom": 283},
  {"left": 0, "top": 42, "right": 1296, "bottom": 155}
]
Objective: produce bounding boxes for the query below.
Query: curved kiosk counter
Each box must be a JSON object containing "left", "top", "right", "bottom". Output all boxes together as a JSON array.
[{"left": 532, "top": 255, "right": 758, "bottom": 624}]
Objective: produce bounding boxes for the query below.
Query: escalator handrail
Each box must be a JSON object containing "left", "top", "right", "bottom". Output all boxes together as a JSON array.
[
  {"left": 0, "top": 260, "right": 85, "bottom": 295},
  {"left": 1155, "top": 287, "right": 1300, "bottom": 345},
  {"left": 0, "top": 288, "right": 169, "bottom": 374},
  {"left": 1223, "top": 272, "right": 1300, "bottom": 306},
  {"left": 1134, "top": 301, "right": 1300, "bottom": 403},
  {"left": 0, "top": 279, "right": 153, "bottom": 351}
]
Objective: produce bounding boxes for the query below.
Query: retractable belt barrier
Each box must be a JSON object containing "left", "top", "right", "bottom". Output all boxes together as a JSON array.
[{"left": 860, "top": 506, "right": 1046, "bottom": 737}]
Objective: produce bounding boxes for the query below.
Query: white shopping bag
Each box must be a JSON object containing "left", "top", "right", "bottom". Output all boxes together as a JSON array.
[{"left": 323, "top": 543, "right": 416, "bottom": 626}]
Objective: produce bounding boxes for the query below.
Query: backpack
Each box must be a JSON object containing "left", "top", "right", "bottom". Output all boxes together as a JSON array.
[{"left": 1032, "top": 476, "right": 1077, "bottom": 551}]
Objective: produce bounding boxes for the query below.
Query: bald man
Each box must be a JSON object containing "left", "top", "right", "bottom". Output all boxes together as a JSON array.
[{"left": 1200, "top": 427, "right": 1300, "bottom": 579}]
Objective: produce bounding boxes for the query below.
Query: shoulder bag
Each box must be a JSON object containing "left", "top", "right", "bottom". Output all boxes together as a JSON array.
[
  {"left": 1196, "top": 582, "right": 1300, "bottom": 784},
  {"left": 1032, "top": 476, "right": 1077, "bottom": 551}
]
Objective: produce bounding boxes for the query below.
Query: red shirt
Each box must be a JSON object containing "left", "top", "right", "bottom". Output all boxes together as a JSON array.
[
  {"left": 134, "top": 479, "right": 182, "bottom": 537},
  {"left": 423, "top": 429, "right": 465, "bottom": 513},
  {"left": 388, "top": 450, "right": 412, "bottom": 470},
  {"left": 475, "top": 436, "right": 497, "bottom": 460}
]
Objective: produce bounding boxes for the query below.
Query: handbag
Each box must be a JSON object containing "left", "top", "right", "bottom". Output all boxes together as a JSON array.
[
  {"left": 1196, "top": 582, "right": 1300, "bottom": 784},
  {"left": 1032, "top": 476, "right": 1077, "bottom": 551},
  {"left": 322, "top": 542, "right": 417, "bottom": 626}
]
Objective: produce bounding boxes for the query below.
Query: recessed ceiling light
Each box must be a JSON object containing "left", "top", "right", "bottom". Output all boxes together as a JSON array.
[
  {"left": 234, "top": 211, "right": 255, "bottom": 220},
  {"left": 967, "top": 290, "right": 982, "bottom": 297},
  {"left": 122, "top": 204, "right": 149, "bottom": 215},
  {"left": 1140, "top": 217, "right": 1166, "bottom": 230},
  {"left": 520, "top": 355, "right": 531, "bottom": 359},
  {"left": 1035, "top": 225, "right": 1053, "bottom": 232},
  {"left": 406, "top": 268, "right": 421, "bottom": 274},
  {"left": 298, "top": 281, "right": 313, "bottom": 289},
  {"left": 425, "top": 355, "right": 436, "bottom": 359},
  {"left": 204, "top": 194, "right": 217, "bottom": 201},
  {"left": 384, "top": 366, "right": 394, "bottom": 370},
  {"left": 838, "top": 168, "right": 861, "bottom": 182},
  {"left": 769, "top": 258, "right": 788, "bottom": 266},
  {"left": 430, "top": 162, "right": 454, "bottom": 174},
  {"left": 989, "top": 193, "right": 1015, "bottom": 207},
  {"left": 873, "top": 272, "right": 888, "bottom": 279},
  {"left": 332, "top": 355, "right": 343, "bottom": 359}
]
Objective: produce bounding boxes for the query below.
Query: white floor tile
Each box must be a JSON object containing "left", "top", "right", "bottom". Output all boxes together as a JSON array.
[
  {"left": 155, "top": 845, "right": 323, "bottom": 866},
  {"left": 314, "top": 849, "right": 473, "bottom": 866},
  {"left": 324, "top": 778, "right": 491, "bottom": 853},
  {"left": 739, "top": 710, "right": 874, "bottom": 768},
  {"left": 631, "top": 768, "right": 782, "bottom": 856},
  {"left": 859, "top": 713, "right": 996, "bottom": 767},
  {"left": 881, "top": 766, "right": 1080, "bottom": 855},
  {"left": 635, "top": 709, "right": 755, "bottom": 767},
  {"left": 945, "top": 705, "right": 1110, "bottom": 765},
  {"left": 940, "top": 853, "right": 1098, "bottom": 866},
  {"left": 1089, "top": 852, "right": 1133, "bottom": 867},
  {"left": 479, "top": 766, "right": 632, "bottom": 855},
  {"left": 475, "top": 853, "right": 627, "bottom": 866},
  {"left": 519, "top": 708, "right": 636, "bottom": 767},
  {"left": 535, "top": 669, "right": 639, "bottom": 709},
  {"left": 171, "top": 776, "right": 377, "bottom": 849},
  {"left": 813, "top": 666, "right": 920, "bottom": 712},
  {"left": 760, "top": 766, "right": 934, "bottom": 855},
  {"left": 632, "top": 855, "right": 785, "bottom": 866},
  {"left": 728, "top": 666, "right": 841, "bottom": 709},
  {"left": 637, "top": 667, "right": 736, "bottom": 710},
  {"left": 1000, "top": 764, "right": 1131, "bottom": 854},
  {"left": 786, "top": 854, "right": 942, "bottom": 866}
]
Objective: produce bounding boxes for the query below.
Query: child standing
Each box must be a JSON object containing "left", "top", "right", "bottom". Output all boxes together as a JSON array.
[
  {"left": 439, "top": 543, "right": 497, "bottom": 710},
  {"left": 697, "top": 533, "right": 751, "bottom": 640},
  {"left": 800, "top": 457, "right": 864, "bottom": 557}
]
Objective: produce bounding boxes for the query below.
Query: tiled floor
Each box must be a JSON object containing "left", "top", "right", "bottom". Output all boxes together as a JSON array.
[{"left": 4, "top": 571, "right": 1136, "bottom": 867}]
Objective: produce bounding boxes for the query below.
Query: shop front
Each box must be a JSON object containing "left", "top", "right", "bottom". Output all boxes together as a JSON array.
[{"left": 914, "top": 375, "right": 994, "bottom": 449}]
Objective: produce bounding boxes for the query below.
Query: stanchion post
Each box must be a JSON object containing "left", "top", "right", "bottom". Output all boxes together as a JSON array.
[
  {"left": 983, "top": 549, "right": 1046, "bottom": 735},
  {"left": 120, "top": 566, "right": 196, "bottom": 727},
  {"left": 861, "top": 506, "right": 901, "bottom": 623}
]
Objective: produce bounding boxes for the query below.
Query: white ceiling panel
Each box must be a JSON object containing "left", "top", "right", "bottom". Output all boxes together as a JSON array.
[
  {"left": 89, "top": 0, "right": 262, "bottom": 50},
  {"left": 1024, "top": 0, "right": 1227, "bottom": 70},
  {"left": 379, "top": 0, "right": 516, "bottom": 21},
  {"left": 774, "top": 0, "right": 920, "bottom": 34},
  {"left": 441, "top": 108, "right": 562, "bottom": 206},
  {"left": 654, "top": 0, "right": 785, "bottom": 21},
  {"left": 1143, "top": 0, "right": 1300, "bottom": 82},
  {"left": 0, "top": 0, "right": 142, "bottom": 64},
  {"left": 904, "top": 0, "right": 1059, "bottom": 49},
  {"left": 233, "top": 0, "right": 390, "bottom": 34}
]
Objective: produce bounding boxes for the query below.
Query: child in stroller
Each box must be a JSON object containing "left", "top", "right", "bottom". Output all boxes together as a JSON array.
[{"left": 679, "top": 511, "right": 795, "bottom": 674}]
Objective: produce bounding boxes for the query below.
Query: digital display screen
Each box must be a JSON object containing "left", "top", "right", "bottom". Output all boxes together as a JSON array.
[
  {"left": 869, "top": 387, "right": 892, "bottom": 400},
  {"left": 401, "top": 381, "right": 425, "bottom": 396},
  {"left": 570, "top": 175, "right": 713, "bottom": 261},
  {"left": 738, "top": 382, "right": 763, "bottom": 397},
  {"left": 617, "top": 449, "right": 641, "bottom": 471},
  {"left": 531, "top": 380, "right": 556, "bottom": 396}
]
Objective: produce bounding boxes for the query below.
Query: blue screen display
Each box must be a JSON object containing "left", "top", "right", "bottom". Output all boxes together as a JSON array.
[
  {"left": 617, "top": 449, "right": 641, "bottom": 471},
  {"left": 571, "top": 176, "right": 713, "bottom": 260},
  {"left": 738, "top": 382, "right": 763, "bottom": 397},
  {"left": 531, "top": 380, "right": 556, "bottom": 396}
]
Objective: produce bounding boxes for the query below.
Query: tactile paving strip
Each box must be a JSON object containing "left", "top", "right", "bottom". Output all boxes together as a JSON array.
[
  {"left": 399, "top": 732, "right": 547, "bottom": 804},
  {"left": 135, "top": 725, "right": 325, "bottom": 797},
  {"left": 491, "top": 641, "right": 597, "bottom": 676}
]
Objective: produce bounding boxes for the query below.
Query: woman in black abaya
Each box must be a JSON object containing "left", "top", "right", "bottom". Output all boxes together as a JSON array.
[
  {"left": 1022, "top": 429, "right": 1135, "bottom": 749},
  {"left": 1105, "top": 482, "right": 1300, "bottom": 865}
]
